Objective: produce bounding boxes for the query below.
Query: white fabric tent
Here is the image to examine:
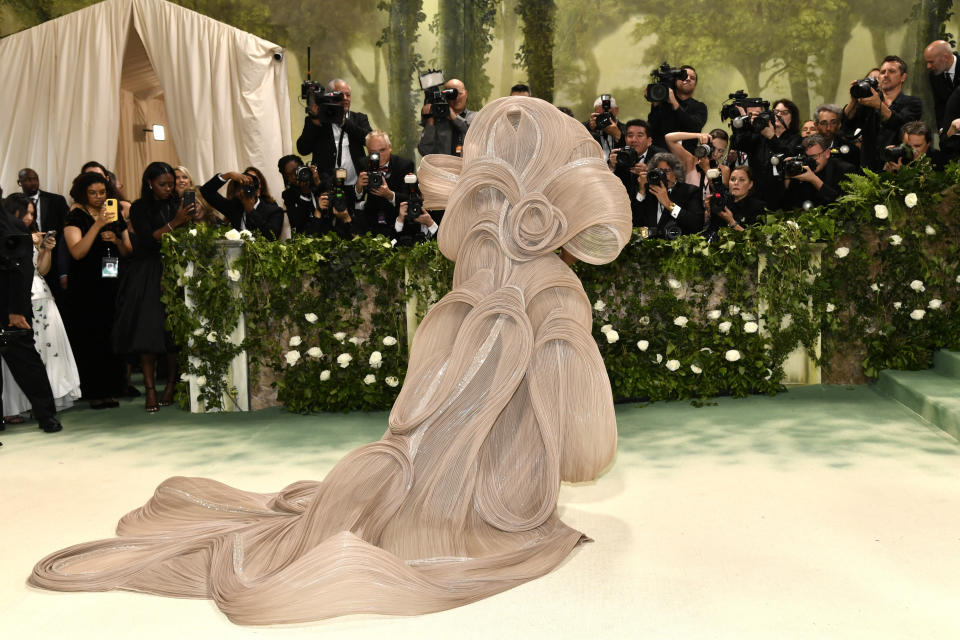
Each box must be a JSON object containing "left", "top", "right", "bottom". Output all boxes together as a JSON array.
[{"left": 0, "top": 0, "right": 291, "bottom": 200}]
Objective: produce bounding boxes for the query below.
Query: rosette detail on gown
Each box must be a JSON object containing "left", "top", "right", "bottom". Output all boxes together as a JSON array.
[{"left": 30, "top": 97, "right": 633, "bottom": 625}]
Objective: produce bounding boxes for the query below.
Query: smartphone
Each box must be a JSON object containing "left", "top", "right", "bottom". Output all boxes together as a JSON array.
[
  {"left": 44, "top": 230, "right": 56, "bottom": 241},
  {"left": 104, "top": 198, "right": 118, "bottom": 223},
  {"left": 182, "top": 189, "right": 196, "bottom": 212}
]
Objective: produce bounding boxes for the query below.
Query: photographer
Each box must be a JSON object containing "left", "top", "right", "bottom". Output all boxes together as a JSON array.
[
  {"left": 882, "top": 121, "right": 945, "bottom": 172},
  {"left": 609, "top": 119, "right": 664, "bottom": 201},
  {"left": 842, "top": 56, "right": 923, "bottom": 170},
  {"left": 583, "top": 94, "right": 626, "bottom": 162},
  {"left": 705, "top": 166, "right": 765, "bottom": 239},
  {"left": 354, "top": 130, "right": 415, "bottom": 238},
  {"left": 780, "top": 135, "right": 855, "bottom": 211},
  {"left": 724, "top": 96, "right": 790, "bottom": 208},
  {"left": 295, "top": 78, "right": 371, "bottom": 207},
  {"left": 646, "top": 64, "right": 708, "bottom": 150},
  {"left": 199, "top": 168, "right": 284, "bottom": 239},
  {"left": 665, "top": 129, "right": 730, "bottom": 223},
  {"left": 278, "top": 155, "right": 321, "bottom": 234},
  {"left": 418, "top": 79, "right": 475, "bottom": 157},
  {"left": 813, "top": 104, "right": 860, "bottom": 167},
  {"left": 631, "top": 152, "right": 705, "bottom": 237}
]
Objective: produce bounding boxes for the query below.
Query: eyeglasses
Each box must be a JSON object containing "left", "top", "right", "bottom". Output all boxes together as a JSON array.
[
  {"left": 817, "top": 120, "right": 839, "bottom": 127},
  {"left": 773, "top": 109, "right": 791, "bottom": 116}
]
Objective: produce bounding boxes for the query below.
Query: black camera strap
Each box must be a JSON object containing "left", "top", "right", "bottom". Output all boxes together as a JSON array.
[{"left": 335, "top": 125, "right": 346, "bottom": 168}]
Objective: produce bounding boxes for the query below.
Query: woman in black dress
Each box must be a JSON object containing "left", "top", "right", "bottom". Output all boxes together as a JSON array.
[
  {"left": 113, "top": 162, "right": 194, "bottom": 412},
  {"left": 707, "top": 166, "right": 766, "bottom": 239},
  {"left": 63, "top": 172, "right": 133, "bottom": 408}
]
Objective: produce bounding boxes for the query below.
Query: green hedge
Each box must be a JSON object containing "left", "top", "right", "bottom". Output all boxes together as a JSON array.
[{"left": 161, "top": 160, "right": 960, "bottom": 412}]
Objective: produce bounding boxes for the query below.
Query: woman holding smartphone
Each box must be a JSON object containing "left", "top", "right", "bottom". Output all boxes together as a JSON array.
[
  {"left": 0, "top": 195, "right": 82, "bottom": 420},
  {"left": 63, "top": 172, "right": 132, "bottom": 409},
  {"left": 113, "top": 162, "right": 194, "bottom": 412}
]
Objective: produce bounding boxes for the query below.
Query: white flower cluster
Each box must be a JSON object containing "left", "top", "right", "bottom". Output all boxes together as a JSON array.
[
  {"left": 304, "top": 312, "right": 318, "bottom": 323},
  {"left": 835, "top": 247, "right": 850, "bottom": 258},
  {"left": 593, "top": 300, "right": 606, "bottom": 312},
  {"left": 600, "top": 324, "right": 619, "bottom": 343},
  {"left": 904, "top": 193, "right": 918, "bottom": 208},
  {"left": 874, "top": 204, "right": 889, "bottom": 220},
  {"left": 285, "top": 350, "right": 300, "bottom": 366},
  {"left": 382, "top": 336, "right": 398, "bottom": 346},
  {"left": 909, "top": 280, "right": 925, "bottom": 292},
  {"left": 673, "top": 316, "right": 689, "bottom": 328},
  {"left": 369, "top": 351, "right": 383, "bottom": 368},
  {"left": 337, "top": 353, "right": 353, "bottom": 368}
]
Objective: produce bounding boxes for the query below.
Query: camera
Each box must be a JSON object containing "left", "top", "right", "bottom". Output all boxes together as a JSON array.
[
  {"left": 366, "top": 152, "right": 383, "bottom": 190},
  {"left": 646, "top": 167, "right": 667, "bottom": 188},
  {"left": 396, "top": 173, "right": 427, "bottom": 246},
  {"left": 881, "top": 144, "right": 914, "bottom": 163},
  {"left": 294, "top": 165, "right": 313, "bottom": 183},
  {"left": 720, "top": 90, "right": 770, "bottom": 125},
  {"left": 241, "top": 174, "right": 260, "bottom": 197},
  {"left": 331, "top": 168, "right": 348, "bottom": 212},
  {"left": 645, "top": 63, "right": 688, "bottom": 103},
  {"left": 614, "top": 146, "right": 640, "bottom": 170},
  {"left": 307, "top": 90, "right": 346, "bottom": 124},
  {"left": 781, "top": 155, "right": 817, "bottom": 177},
  {"left": 850, "top": 76, "right": 879, "bottom": 99},
  {"left": 420, "top": 69, "right": 459, "bottom": 120},
  {"left": 661, "top": 219, "right": 682, "bottom": 240},
  {"left": 595, "top": 94, "right": 615, "bottom": 130},
  {"left": 693, "top": 141, "right": 714, "bottom": 159},
  {"left": 705, "top": 168, "right": 731, "bottom": 216}
]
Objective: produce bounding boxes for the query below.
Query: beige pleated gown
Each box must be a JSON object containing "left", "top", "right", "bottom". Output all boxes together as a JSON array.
[{"left": 30, "top": 96, "right": 633, "bottom": 625}]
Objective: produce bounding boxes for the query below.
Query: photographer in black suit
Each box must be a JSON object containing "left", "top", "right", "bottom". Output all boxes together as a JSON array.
[
  {"left": 608, "top": 119, "right": 664, "bottom": 205},
  {"left": 0, "top": 197, "right": 61, "bottom": 434},
  {"left": 353, "top": 131, "right": 416, "bottom": 239},
  {"left": 295, "top": 78, "right": 372, "bottom": 207},
  {"left": 646, "top": 64, "right": 708, "bottom": 150},
  {"left": 780, "top": 135, "right": 856, "bottom": 211},
  {"left": 200, "top": 167, "right": 284, "bottom": 239},
  {"left": 631, "top": 152, "right": 705, "bottom": 237},
  {"left": 17, "top": 168, "right": 69, "bottom": 297}
]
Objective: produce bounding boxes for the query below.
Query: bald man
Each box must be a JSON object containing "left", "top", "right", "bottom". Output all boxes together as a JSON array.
[
  {"left": 925, "top": 40, "right": 960, "bottom": 127},
  {"left": 418, "top": 78, "right": 475, "bottom": 157}
]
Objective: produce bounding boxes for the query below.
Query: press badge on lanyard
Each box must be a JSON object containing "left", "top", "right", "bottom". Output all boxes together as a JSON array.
[{"left": 102, "top": 255, "right": 119, "bottom": 278}]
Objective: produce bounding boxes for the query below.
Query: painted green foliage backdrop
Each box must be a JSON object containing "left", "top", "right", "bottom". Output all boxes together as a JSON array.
[{"left": 161, "top": 162, "right": 959, "bottom": 413}]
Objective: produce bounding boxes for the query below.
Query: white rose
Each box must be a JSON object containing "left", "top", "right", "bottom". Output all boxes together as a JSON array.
[
  {"left": 226, "top": 268, "right": 241, "bottom": 282},
  {"left": 925, "top": 225, "right": 936, "bottom": 236},
  {"left": 206, "top": 331, "right": 218, "bottom": 343},
  {"left": 870, "top": 283, "right": 880, "bottom": 292},
  {"left": 826, "top": 303, "right": 835, "bottom": 313},
  {"left": 337, "top": 353, "right": 353, "bottom": 368},
  {"left": 239, "top": 229, "right": 253, "bottom": 240},
  {"left": 667, "top": 278, "right": 681, "bottom": 289},
  {"left": 665, "top": 359, "right": 681, "bottom": 371},
  {"left": 289, "top": 335, "right": 302, "bottom": 347},
  {"left": 348, "top": 336, "right": 362, "bottom": 346},
  {"left": 910, "top": 309, "right": 925, "bottom": 320},
  {"left": 904, "top": 192, "right": 918, "bottom": 208},
  {"left": 600, "top": 324, "right": 613, "bottom": 334},
  {"left": 224, "top": 228, "right": 242, "bottom": 241},
  {"left": 874, "top": 204, "right": 889, "bottom": 220},
  {"left": 639, "top": 316, "right": 650, "bottom": 325},
  {"left": 893, "top": 302, "right": 902, "bottom": 309},
  {"left": 725, "top": 349, "right": 741, "bottom": 362},
  {"left": 605, "top": 330, "right": 619, "bottom": 344},
  {"left": 706, "top": 309, "right": 721, "bottom": 320},
  {"left": 304, "top": 312, "right": 318, "bottom": 323},
  {"left": 744, "top": 321, "right": 759, "bottom": 334},
  {"left": 928, "top": 299, "right": 942, "bottom": 310},
  {"left": 333, "top": 332, "right": 347, "bottom": 343},
  {"left": 363, "top": 374, "right": 376, "bottom": 385},
  {"left": 835, "top": 247, "right": 850, "bottom": 258},
  {"left": 192, "top": 327, "right": 205, "bottom": 336},
  {"left": 188, "top": 228, "right": 198, "bottom": 237},
  {"left": 718, "top": 321, "right": 732, "bottom": 334},
  {"left": 195, "top": 375, "right": 206, "bottom": 387},
  {"left": 909, "top": 279, "right": 925, "bottom": 292},
  {"left": 385, "top": 376, "right": 399, "bottom": 388},
  {"left": 369, "top": 351, "right": 383, "bottom": 368},
  {"left": 740, "top": 312, "right": 755, "bottom": 322},
  {"left": 593, "top": 300, "right": 606, "bottom": 312},
  {"left": 319, "top": 370, "right": 331, "bottom": 381},
  {"left": 382, "top": 336, "right": 398, "bottom": 346},
  {"left": 285, "top": 350, "right": 301, "bottom": 366},
  {"left": 655, "top": 354, "right": 663, "bottom": 363},
  {"left": 636, "top": 340, "right": 649, "bottom": 352},
  {"left": 673, "top": 316, "right": 689, "bottom": 328},
  {"left": 728, "top": 305, "right": 741, "bottom": 315},
  {"left": 889, "top": 235, "right": 902, "bottom": 246},
  {"left": 690, "top": 364, "right": 702, "bottom": 374}
]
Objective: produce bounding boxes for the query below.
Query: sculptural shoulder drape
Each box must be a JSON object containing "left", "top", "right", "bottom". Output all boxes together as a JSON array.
[{"left": 30, "top": 97, "right": 633, "bottom": 625}]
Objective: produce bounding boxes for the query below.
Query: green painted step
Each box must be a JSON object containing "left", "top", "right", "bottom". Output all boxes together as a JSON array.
[
  {"left": 876, "top": 367, "right": 960, "bottom": 442},
  {"left": 933, "top": 350, "right": 960, "bottom": 379}
]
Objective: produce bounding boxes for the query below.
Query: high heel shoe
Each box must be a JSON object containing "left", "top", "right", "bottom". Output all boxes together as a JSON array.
[
  {"left": 144, "top": 386, "right": 159, "bottom": 413},
  {"left": 159, "top": 385, "right": 174, "bottom": 407}
]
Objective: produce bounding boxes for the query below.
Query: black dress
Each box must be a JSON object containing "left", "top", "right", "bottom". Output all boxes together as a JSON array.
[
  {"left": 112, "top": 198, "right": 176, "bottom": 355},
  {"left": 62, "top": 209, "right": 127, "bottom": 399}
]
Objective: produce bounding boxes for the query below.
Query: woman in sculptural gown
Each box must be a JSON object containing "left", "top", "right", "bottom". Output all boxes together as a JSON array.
[{"left": 30, "top": 97, "right": 633, "bottom": 625}]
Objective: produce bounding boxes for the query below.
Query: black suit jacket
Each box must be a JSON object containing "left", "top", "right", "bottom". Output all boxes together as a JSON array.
[
  {"left": 648, "top": 96, "right": 708, "bottom": 150},
  {"left": 199, "top": 175, "right": 285, "bottom": 240},
  {"left": 843, "top": 92, "right": 923, "bottom": 170},
  {"left": 929, "top": 53, "right": 960, "bottom": 127},
  {"left": 0, "top": 212, "right": 34, "bottom": 319},
  {"left": 631, "top": 181, "right": 704, "bottom": 235},
  {"left": 295, "top": 111, "right": 372, "bottom": 183},
  {"left": 612, "top": 145, "right": 666, "bottom": 204},
  {"left": 353, "top": 155, "right": 416, "bottom": 238},
  {"left": 781, "top": 157, "right": 856, "bottom": 210}
]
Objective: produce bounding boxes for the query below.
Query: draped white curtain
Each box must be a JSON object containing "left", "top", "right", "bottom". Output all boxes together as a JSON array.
[{"left": 0, "top": 0, "right": 290, "bottom": 201}]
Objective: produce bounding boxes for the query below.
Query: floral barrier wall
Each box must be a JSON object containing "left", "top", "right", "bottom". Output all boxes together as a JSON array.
[{"left": 161, "top": 161, "right": 960, "bottom": 413}]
